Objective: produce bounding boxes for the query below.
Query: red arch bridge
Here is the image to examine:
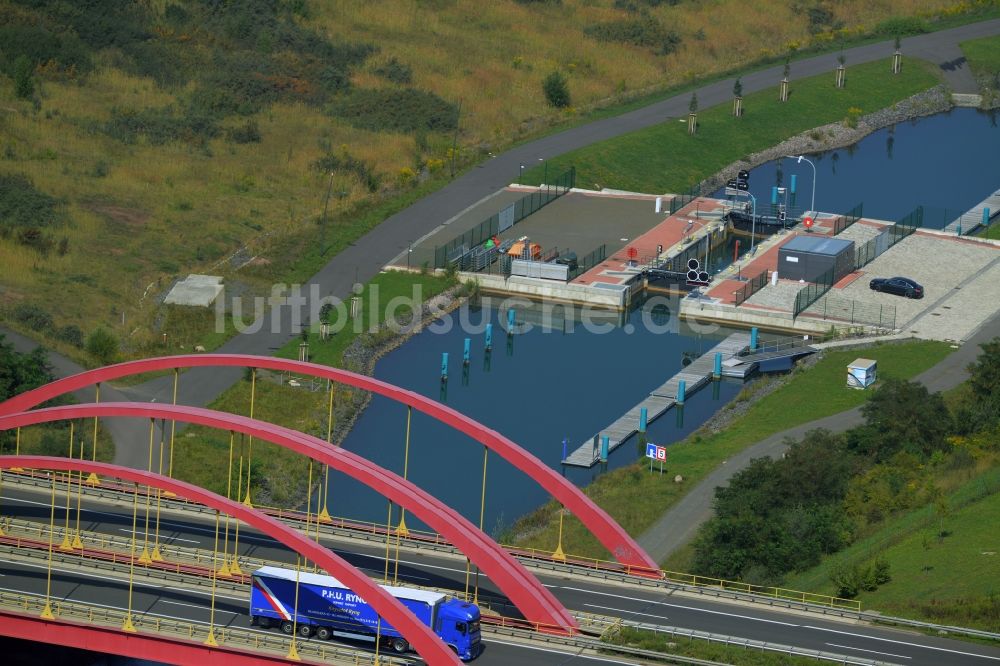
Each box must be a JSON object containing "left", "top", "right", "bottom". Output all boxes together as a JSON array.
[{"left": 0, "top": 355, "right": 658, "bottom": 665}]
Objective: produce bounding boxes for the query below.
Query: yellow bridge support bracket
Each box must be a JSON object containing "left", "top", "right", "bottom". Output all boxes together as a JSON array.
[{"left": 204, "top": 628, "right": 218, "bottom": 647}]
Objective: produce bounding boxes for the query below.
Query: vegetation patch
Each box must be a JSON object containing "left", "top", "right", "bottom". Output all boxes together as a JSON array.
[
  {"left": 583, "top": 16, "right": 681, "bottom": 56},
  {"left": 327, "top": 88, "right": 459, "bottom": 134}
]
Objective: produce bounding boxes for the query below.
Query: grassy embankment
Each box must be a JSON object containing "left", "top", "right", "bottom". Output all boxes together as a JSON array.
[
  {"left": 508, "top": 341, "right": 953, "bottom": 562},
  {"left": 962, "top": 35, "right": 1000, "bottom": 241},
  {"left": 784, "top": 465, "right": 1000, "bottom": 630},
  {"left": 1, "top": 1, "right": 989, "bottom": 363},
  {"left": 521, "top": 58, "right": 939, "bottom": 193}
]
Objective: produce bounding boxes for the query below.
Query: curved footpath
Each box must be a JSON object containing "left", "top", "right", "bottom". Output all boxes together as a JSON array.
[
  {"left": 5, "top": 21, "right": 1000, "bottom": 473},
  {"left": 637, "top": 311, "right": 1000, "bottom": 563}
]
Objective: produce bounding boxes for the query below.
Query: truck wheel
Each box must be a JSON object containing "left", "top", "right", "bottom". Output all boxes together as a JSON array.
[
  {"left": 298, "top": 624, "right": 314, "bottom": 638},
  {"left": 316, "top": 626, "right": 332, "bottom": 641},
  {"left": 280, "top": 620, "right": 294, "bottom": 635},
  {"left": 390, "top": 637, "right": 409, "bottom": 653}
]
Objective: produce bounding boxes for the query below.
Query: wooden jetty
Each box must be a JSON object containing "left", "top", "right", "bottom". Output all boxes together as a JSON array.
[
  {"left": 943, "top": 188, "right": 1000, "bottom": 235},
  {"left": 562, "top": 332, "right": 750, "bottom": 468}
]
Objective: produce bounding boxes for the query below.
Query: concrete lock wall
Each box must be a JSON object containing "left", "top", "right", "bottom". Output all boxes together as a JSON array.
[{"left": 465, "top": 272, "right": 627, "bottom": 310}]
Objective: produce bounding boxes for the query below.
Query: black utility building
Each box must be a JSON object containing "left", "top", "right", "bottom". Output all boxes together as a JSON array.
[{"left": 778, "top": 235, "right": 855, "bottom": 283}]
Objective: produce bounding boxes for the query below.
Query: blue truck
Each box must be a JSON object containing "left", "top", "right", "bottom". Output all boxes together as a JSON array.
[{"left": 250, "top": 566, "right": 482, "bottom": 660}]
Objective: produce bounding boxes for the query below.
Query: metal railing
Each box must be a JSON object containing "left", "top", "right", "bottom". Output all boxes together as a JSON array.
[
  {"left": 792, "top": 266, "right": 835, "bottom": 318},
  {"left": 733, "top": 269, "right": 769, "bottom": 307},
  {"left": 567, "top": 244, "right": 607, "bottom": 280},
  {"left": 832, "top": 201, "right": 864, "bottom": 235},
  {"left": 855, "top": 208, "right": 919, "bottom": 270},
  {"left": 433, "top": 167, "right": 575, "bottom": 269},
  {"left": 0, "top": 589, "right": 405, "bottom": 665},
  {"left": 669, "top": 183, "right": 702, "bottom": 215}
]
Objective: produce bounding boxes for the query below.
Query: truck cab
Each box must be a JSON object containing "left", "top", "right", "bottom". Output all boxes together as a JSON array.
[{"left": 437, "top": 599, "right": 482, "bottom": 661}]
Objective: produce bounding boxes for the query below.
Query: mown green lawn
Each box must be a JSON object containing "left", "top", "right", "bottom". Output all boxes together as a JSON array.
[
  {"left": 784, "top": 466, "right": 1000, "bottom": 630},
  {"left": 275, "top": 270, "right": 453, "bottom": 368},
  {"left": 521, "top": 59, "right": 939, "bottom": 194},
  {"left": 960, "top": 35, "right": 1000, "bottom": 80},
  {"left": 510, "top": 340, "right": 954, "bottom": 563}
]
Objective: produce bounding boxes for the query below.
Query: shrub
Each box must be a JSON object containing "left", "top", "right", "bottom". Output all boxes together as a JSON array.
[
  {"left": 104, "top": 106, "right": 219, "bottom": 145},
  {"left": 873, "top": 16, "right": 930, "bottom": 36},
  {"left": 226, "top": 120, "right": 262, "bottom": 144},
  {"left": 13, "top": 55, "right": 34, "bottom": 99},
  {"left": 86, "top": 328, "right": 119, "bottom": 364},
  {"left": 312, "top": 151, "right": 382, "bottom": 193},
  {"left": 328, "top": 88, "right": 459, "bottom": 133},
  {"left": 57, "top": 324, "right": 84, "bottom": 348},
  {"left": 374, "top": 57, "right": 413, "bottom": 85},
  {"left": 583, "top": 17, "right": 681, "bottom": 56},
  {"left": 0, "top": 174, "right": 62, "bottom": 234},
  {"left": 0, "top": 24, "right": 91, "bottom": 76},
  {"left": 12, "top": 304, "right": 53, "bottom": 332},
  {"left": 543, "top": 71, "right": 571, "bottom": 108}
]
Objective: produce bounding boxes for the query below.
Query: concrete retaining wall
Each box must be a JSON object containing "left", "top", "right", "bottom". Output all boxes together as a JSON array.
[{"left": 464, "top": 272, "right": 627, "bottom": 310}]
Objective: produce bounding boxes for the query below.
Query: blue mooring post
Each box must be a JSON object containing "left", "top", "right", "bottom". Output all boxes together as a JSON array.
[
  {"left": 485, "top": 323, "right": 493, "bottom": 351},
  {"left": 600, "top": 435, "right": 609, "bottom": 462},
  {"left": 441, "top": 352, "right": 448, "bottom": 381},
  {"left": 562, "top": 437, "right": 568, "bottom": 462},
  {"left": 713, "top": 352, "right": 722, "bottom": 379},
  {"left": 463, "top": 338, "right": 471, "bottom": 366},
  {"left": 507, "top": 308, "right": 516, "bottom": 331},
  {"left": 677, "top": 380, "right": 686, "bottom": 405},
  {"left": 790, "top": 174, "right": 797, "bottom": 195},
  {"left": 984, "top": 207, "right": 991, "bottom": 229},
  {"left": 639, "top": 407, "right": 648, "bottom": 433},
  {"left": 750, "top": 326, "right": 758, "bottom": 351},
  {"left": 771, "top": 186, "right": 779, "bottom": 205}
]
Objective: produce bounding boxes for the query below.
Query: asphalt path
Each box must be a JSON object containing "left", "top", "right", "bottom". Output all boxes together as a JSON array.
[
  {"left": 3, "top": 20, "right": 991, "bottom": 472},
  {"left": 2, "top": 486, "right": 999, "bottom": 666}
]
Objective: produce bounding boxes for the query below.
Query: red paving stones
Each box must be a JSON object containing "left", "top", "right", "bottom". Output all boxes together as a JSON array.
[{"left": 572, "top": 198, "right": 725, "bottom": 287}]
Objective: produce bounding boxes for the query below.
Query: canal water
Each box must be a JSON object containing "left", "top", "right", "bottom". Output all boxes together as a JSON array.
[
  {"left": 718, "top": 107, "right": 1000, "bottom": 227},
  {"left": 327, "top": 300, "right": 742, "bottom": 536},
  {"left": 328, "top": 107, "right": 1000, "bottom": 537}
]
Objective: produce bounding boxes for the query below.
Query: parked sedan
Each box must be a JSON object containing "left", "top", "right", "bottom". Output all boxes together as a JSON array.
[{"left": 869, "top": 276, "right": 924, "bottom": 298}]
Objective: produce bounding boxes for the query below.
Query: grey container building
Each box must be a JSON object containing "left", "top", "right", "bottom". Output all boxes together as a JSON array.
[{"left": 778, "top": 235, "right": 856, "bottom": 284}]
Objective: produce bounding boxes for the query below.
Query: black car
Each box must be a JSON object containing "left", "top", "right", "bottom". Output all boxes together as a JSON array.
[{"left": 869, "top": 276, "right": 924, "bottom": 298}]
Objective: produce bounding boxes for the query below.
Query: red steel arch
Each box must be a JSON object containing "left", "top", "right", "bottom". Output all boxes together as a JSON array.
[
  {"left": 0, "top": 455, "right": 462, "bottom": 666},
  {"left": 0, "top": 404, "right": 576, "bottom": 632},
  {"left": 0, "top": 354, "right": 657, "bottom": 571}
]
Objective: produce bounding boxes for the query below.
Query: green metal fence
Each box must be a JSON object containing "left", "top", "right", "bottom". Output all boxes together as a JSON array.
[
  {"left": 792, "top": 266, "right": 835, "bottom": 318},
  {"left": 832, "top": 202, "right": 864, "bottom": 235},
  {"left": 433, "top": 167, "right": 576, "bottom": 268},
  {"left": 568, "top": 244, "right": 607, "bottom": 280},
  {"left": 734, "top": 269, "right": 769, "bottom": 307},
  {"left": 808, "top": 294, "right": 896, "bottom": 330},
  {"left": 669, "top": 183, "right": 702, "bottom": 215},
  {"left": 855, "top": 206, "right": 920, "bottom": 270}
]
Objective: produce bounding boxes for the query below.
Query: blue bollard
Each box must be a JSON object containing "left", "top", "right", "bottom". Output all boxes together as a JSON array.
[
  {"left": 485, "top": 323, "right": 493, "bottom": 351},
  {"left": 562, "top": 438, "right": 568, "bottom": 462},
  {"left": 714, "top": 352, "right": 722, "bottom": 379},
  {"left": 639, "top": 407, "right": 648, "bottom": 433},
  {"left": 507, "top": 308, "right": 516, "bottom": 331},
  {"left": 790, "top": 174, "right": 797, "bottom": 195},
  {"left": 677, "top": 380, "right": 686, "bottom": 405},
  {"left": 985, "top": 207, "right": 991, "bottom": 228},
  {"left": 771, "top": 186, "right": 779, "bottom": 205},
  {"left": 463, "top": 338, "right": 471, "bottom": 366},
  {"left": 600, "top": 435, "right": 609, "bottom": 462},
  {"left": 750, "top": 326, "right": 758, "bottom": 351},
  {"left": 441, "top": 352, "right": 448, "bottom": 380}
]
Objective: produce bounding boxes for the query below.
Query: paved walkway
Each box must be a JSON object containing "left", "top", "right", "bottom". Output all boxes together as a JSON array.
[{"left": 636, "top": 311, "right": 1000, "bottom": 564}]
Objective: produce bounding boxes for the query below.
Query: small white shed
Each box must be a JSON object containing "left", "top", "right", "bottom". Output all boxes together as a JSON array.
[{"left": 847, "top": 358, "right": 877, "bottom": 389}]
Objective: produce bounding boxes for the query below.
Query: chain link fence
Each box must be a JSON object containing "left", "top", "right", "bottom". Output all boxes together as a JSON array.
[
  {"left": 855, "top": 206, "right": 920, "bottom": 270},
  {"left": 804, "top": 294, "right": 897, "bottom": 330},
  {"left": 832, "top": 202, "right": 864, "bottom": 235},
  {"left": 734, "top": 269, "right": 769, "bottom": 306},
  {"left": 792, "top": 266, "right": 834, "bottom": 317},
  {"left": 568, "top": 244, "right": 608, "bottom": 280}
]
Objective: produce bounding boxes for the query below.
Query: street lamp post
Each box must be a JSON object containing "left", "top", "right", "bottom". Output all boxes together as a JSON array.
[
  {"left": 519, "top": 164, "right": 524, "bottom": 184},
  {"left": 747, "top": 192, "right": 758, "bottom": 253},
  {"left": 786, "top": 155, "right": 816, "bottom": 215}
]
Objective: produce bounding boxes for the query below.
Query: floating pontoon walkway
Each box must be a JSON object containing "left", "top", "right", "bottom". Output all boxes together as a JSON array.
[
  {"left": 943, "top": 188, "right": 1000, "bottom": 235},
  {"left": 562, "top": 332, "right": 750, "bottom": 468}
]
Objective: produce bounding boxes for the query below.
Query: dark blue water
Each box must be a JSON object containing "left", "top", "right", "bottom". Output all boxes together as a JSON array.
[
  {"left": 716, "top": 107, "right": 1000, "bottom": 226},
  {"left": 327, "top": 300, "right": 741, "bottom": 536}
]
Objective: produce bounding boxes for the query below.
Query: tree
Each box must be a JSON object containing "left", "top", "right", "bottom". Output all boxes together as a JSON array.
[
  {"left": 85, "top": 328, "right": 119, "bottom": 365},
  {"left": 733, "top": 77, "right": 743, "bottom": 98},
  {"left": 542, "top": 71, "right": 570, "bottom": 108},
  {"left": 0, "top": 335, "right": 53, "bottom": 402},
  {"left": 955, "top": 337, "right": 1000, "bottom": 431},
  {"left": 783, "top": 58, "right": 791, "bottom": 80},
  {"left": 852, "top": 378, "right": 951, "bottom": 460},
  {"left": 689, "top": 92, "right": 698, "bottom": 114},
  {"left": 13, "top": 55, "right": 35, "bottom": 100}
]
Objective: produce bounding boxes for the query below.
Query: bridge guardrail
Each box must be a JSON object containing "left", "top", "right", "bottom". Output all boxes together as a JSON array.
[{"left": 0, "top": 589, "right": 412, "bottom": 665}]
